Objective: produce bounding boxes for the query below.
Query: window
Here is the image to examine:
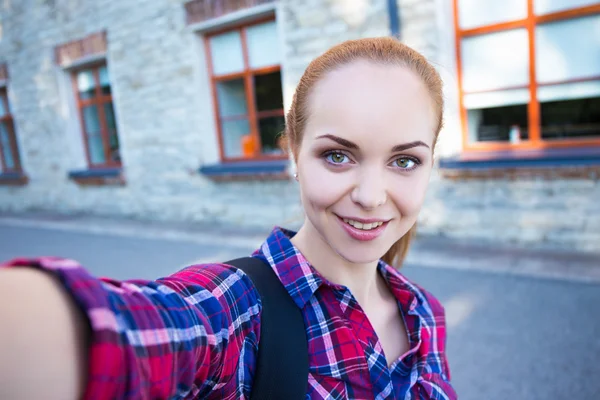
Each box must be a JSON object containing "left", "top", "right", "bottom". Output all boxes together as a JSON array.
[
  {"left": 205, "top": 19, "right": 285, "bottom": 161},
  {"left": 454, "top": 0, "right": 600, "bottom": 150},
  {"left": 0, "top": 87, "right": 23, "bottom": 173},
  {"left": 73, "top": 64, "right": 121, "bottom": 167}
]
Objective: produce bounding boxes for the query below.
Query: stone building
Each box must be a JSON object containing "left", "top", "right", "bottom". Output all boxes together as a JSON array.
[{"left": 0, "top": 0, "right": 598, "bottom": 252}]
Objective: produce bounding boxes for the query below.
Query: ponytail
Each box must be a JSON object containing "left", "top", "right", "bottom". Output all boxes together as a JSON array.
[{"left": 381, "top": 224, "right": 417, "bottom": 269}]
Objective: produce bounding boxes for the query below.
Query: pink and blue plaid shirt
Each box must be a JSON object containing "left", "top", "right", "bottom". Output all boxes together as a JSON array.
[{"left": 4, "top": 227, "right": 456, "bottom": 399}]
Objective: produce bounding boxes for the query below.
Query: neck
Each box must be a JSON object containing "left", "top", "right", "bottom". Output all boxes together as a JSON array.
[{"left": 291, "top": 219, "right": 384, "bottom": 307}]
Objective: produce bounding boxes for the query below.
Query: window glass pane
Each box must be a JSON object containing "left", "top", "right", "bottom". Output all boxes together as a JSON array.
[
  {"left": 458, "top": 0, "right": 527, "bottom": 29},
  {"left": 216, "top": 79, "right": 248, "bottom": 117},
  {"left": 258, "top": 116, "right": 285, "bottom": 155},
  {"left": 0, "top": 94, "right": 7, "bottom": 117},
  {"left": 77, "top": 70, "right": 96, "bottom": 100},
  {"left": 221, "top": 119, "right": 250, "bottom": 158},
  {"left": 535, "top": 0, "right": 599, "bottom": 15},
  {"left": 468, "top": 104, "right": 529, "bottom": 143},
  {"left": 104, "top": 102, "right": 117, "bottom": 131},
  {"left": 104, "top": 103, "right": 121, "bottom": 163},
  {"left": 82, "top": 105, "right": 100, "bottom": 134},
  {"left": 0, "top": 122, "right": 15, "bottom": 170},
  {"left": 99, "top": 65, "right": 111, "bottom": 95},
  {"left": 210, "top": 31, "right": 245, "bottom": 75},
  {"left": 536, "top": 15, "right": 600, "bottom": 84},
  {"left": 82, "top": 105, "right": 105, "bottom": 164},
  {"left": 464, "top": 88, "right": 530, "bottom": 109},
  {"left": 254, "top": 71, "right": 283, "bottom": 112},
  {"left": 541, "top": 96, "right": 600, "bottom": 140},
  {"left": 538, "top": 80, "right": 600, "bottom": 102},
  {"left": 246, "top": 21, "right": 281, "bottom": 69},
  {"left": 461, "top": 29, "right": 529, "bottom": 92}
]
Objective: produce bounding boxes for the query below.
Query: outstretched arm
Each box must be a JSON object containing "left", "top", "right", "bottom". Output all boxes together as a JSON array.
[
  {"left": 0, "top": 257, "right": 261, "bottom": 400},
  {"left": 0, "top": 267, "right": 90, "bottom": 400}
]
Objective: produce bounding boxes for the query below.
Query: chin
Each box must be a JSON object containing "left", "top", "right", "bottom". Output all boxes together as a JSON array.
[
  {"left": 337, "top": 250, "right": 384, "bottom": 265},
  {"left": 329, "top": 235, "right": 393, "bottom": 265}
]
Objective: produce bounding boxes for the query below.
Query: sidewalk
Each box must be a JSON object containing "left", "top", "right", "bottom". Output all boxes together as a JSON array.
[{"left": 2, "top": 211, "right": 599, "bottom": 283}]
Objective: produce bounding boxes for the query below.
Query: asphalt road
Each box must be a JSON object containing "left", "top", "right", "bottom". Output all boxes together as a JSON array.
[{"left": 2, "top": 224, "right": 599, "bottom": 399}]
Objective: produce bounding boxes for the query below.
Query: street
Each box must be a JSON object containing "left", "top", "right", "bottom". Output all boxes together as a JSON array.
[{"left": 2, "top": 224, "right": 599, "bottom": 399}]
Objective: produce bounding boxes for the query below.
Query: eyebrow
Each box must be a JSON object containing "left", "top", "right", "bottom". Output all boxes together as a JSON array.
[
  {"left": 316, "top": 134, "right": 430, "bottom": 152},
  {"left": 392, "top": 141, "right": 430, "bottom": 152},
  {"left": 316, "top": 134, "right": 359, "bottom": 149}
]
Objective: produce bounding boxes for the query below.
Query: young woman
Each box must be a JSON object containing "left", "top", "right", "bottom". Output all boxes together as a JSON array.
[{"left": 0, "top": 37, "right": 456, "bottom": 399}]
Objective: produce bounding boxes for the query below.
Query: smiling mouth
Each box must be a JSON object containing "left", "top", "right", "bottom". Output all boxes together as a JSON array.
[{"left": 341, "top": 218, "right": 386, "bottom": 231}]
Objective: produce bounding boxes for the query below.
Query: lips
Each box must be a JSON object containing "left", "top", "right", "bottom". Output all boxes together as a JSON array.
[
  {"left": 336, "top": 215, "right": 390, "bottom": 241},
  {"left": 342, "top": 218, "right": 384, "bottom": 231}
]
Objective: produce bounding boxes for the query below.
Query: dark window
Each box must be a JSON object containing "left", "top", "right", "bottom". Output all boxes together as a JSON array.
[{"left": 541, "top": 97, "right": 600, "bottom": 140}]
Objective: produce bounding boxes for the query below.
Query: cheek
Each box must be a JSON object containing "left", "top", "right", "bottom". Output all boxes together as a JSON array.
[
  {"left": 390, "top": 171, "right": 431, "bottom": 215},
  {"left": 298, "top": 161, "right": 349, "bottom": 210}
]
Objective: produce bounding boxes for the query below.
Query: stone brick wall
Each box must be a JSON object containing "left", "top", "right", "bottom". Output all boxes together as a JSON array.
[
  {"left": 420, "top": 174, "right": 600, "bottom": 252},
  {"left": 397, "top": 0, "right": 439, "bottom": 61},
  {"left": 280, "top": 0, "right": 390, "bottom": 107},
  {"left": 0, "top": 0, "right": 302, "bottom": 228},
  {"left": 0, "top": 0, "right": 598, "bottom": 253}
]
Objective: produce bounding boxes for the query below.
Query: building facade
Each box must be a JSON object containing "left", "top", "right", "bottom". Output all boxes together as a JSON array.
[{"left": 0, "top": 0, "right": 598, "bottom": 252}]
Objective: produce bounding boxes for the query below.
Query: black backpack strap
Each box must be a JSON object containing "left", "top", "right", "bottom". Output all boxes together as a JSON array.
[{"left": 225, "top": 257, "right": 308, "bottom": 400}]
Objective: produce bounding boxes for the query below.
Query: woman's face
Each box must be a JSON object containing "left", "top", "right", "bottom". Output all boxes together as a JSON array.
[{"left": 295, "top": 60, "right": 436, "bottom": 264}]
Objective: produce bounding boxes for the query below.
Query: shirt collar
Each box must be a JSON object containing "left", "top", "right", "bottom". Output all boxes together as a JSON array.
[
  {"left": 377, "top": 261, "right": 422, "bottom": 312},
  {"left": 254, "top": 227, "right": 324, "bottom": 309},
  {"left": 254, "top": 227, "right": 423, "bottom": 311}
]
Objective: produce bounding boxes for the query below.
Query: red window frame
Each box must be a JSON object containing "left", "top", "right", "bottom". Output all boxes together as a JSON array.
[
  {"left": 0, "top": 87, "right": 23, "bottom": 173},
  {"left": 453, "top": 0, "right": 600, "bottom": 152},
  {"left": 204, "top": 16, "right": 286, "bottom": 162},
  {"left": 72, "top": 63, "right": 121, "bottom": 168}
]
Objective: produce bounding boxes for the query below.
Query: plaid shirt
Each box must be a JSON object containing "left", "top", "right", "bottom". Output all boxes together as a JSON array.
[{"left": 4, "top": 227, "right": 456, "bottom": 399}]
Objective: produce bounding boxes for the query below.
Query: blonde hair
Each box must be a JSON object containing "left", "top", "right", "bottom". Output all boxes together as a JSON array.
[{"left": 284, "top": 37, "right": 444, "bottom": 268}]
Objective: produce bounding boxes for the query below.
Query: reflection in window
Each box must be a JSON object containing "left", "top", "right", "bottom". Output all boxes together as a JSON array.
[
  {"left": 216, "top": 79, "right": 248, "bottom": 117},
  {"left": 468, "top": 104, "right": 529, "bottom": 143},
  {"left": 221, "top": 119, "right": 250, "bottom": 158},
  {"left": 458, "top": 0, "right": 526, "bottom": 30},
  {"left": 77, "top": 70, "right": 96, "bottom": 101},
  {"left": 541, "top": 97, "right": 600, "bottom": 140},
  {"left": 254, "top": 72, "right": 283, "bottom": 112},
  {"left": 259, "top": 116, "right": 285, "bottom": 155}
]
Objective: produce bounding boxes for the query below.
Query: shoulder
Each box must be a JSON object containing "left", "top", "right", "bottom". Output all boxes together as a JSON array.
[
  {"left": 159, "top": 261, "right": 262, "bottom": 323},
  {"left": 414, "top": 283, "right": 446, "bottom": 318},
  {"left": 394, "top": 272, "right": 446, "bottom": 320},
  {"left": 172, "top": 262, "right": 256, "bottom": 291}
]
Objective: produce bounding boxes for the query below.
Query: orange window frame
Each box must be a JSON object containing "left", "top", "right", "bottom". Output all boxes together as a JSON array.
[
  {"left": 204, "top": 16, "right": 286, "bottom": 162},
  {"left": 0, "top": 87, "right": 23, "bottom": 173},
  {"left": 453, "top": 0, "right": 600, "bottom": 152},
  {"left": 72, "top": 63, "right": 121, "bottom": 168}
]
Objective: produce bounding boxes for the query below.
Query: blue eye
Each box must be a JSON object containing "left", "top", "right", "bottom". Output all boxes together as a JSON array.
[{"left": 326, "top": 152, "right": 350, "bottom": 164}]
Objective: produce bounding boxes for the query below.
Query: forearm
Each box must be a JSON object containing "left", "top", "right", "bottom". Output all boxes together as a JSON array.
[
  {"left": 0, "top": 267, "right": 89, "bottom": 400},
  {"left": 0, "top": 258, "right": 261, "bottom": 399}
]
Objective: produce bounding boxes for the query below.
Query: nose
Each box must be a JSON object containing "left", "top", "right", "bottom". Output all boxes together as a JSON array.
[{"left": 350, "top": 169, "right": 387, "bottom": 210}]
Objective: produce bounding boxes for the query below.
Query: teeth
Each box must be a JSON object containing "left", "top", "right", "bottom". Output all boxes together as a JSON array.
[{"left": 342, "top": 218, "right": 384, "bottom": 230}]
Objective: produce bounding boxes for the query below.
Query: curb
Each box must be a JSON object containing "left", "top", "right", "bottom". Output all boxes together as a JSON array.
[{"left": 1, "top": 215, "right": 599, "bottom": 284}]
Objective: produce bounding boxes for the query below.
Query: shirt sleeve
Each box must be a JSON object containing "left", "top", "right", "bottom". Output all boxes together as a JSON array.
[
  {"left": 415, "top": 293, "right": 457, "bottom": 400},
  {"left": 1, "top": 256, "right": 262, "bottom": 400}
]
